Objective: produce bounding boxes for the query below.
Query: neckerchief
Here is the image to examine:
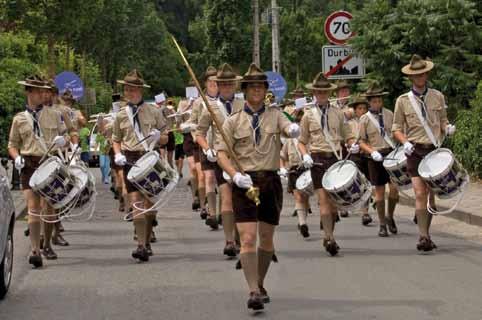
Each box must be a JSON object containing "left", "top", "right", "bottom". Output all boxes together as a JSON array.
[
  {"left": 244, "top": 104, "right": 266, "bottom": 144},
  {"left": 369, "top": 109, "right": 385, "bottom": 137},
  {"left": 26, "top": 105, "right": 43, "bottom": 136}
]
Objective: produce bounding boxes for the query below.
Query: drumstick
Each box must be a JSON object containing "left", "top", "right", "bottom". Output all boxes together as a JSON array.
[
  {"left": 133, "top": 134, "right": 152, "bottom": 148},
  {"left": 67, "top": 144, "right": 81, "bottom": 165},
  {"left": 337, "top": 138, "right": 361, "bottom": 172},
  {"left": 39, "top": 142, "right": 57, "bottom": 164}
]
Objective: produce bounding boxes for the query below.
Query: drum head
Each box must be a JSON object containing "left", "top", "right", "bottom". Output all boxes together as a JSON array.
[
  {"left": 322, "top": 161, "right": 357, "bottom": 191},
  {"left": 29, "top": 157, "right": 61, "bottom": 188},
  {"left": 69, "top": 166, "right": 89, "bottom": 190},
  {"left": 419, "top": 148, "right": 454, "bottom": 179},
  {"left": 383, "top": 148, "right": 406, "bottom": 169},
  {"left": 127, "top": 151, "right": 159, "bottom": 180},
  {"left": 296, "top": 171, "right": 312, "bottom": 189}
]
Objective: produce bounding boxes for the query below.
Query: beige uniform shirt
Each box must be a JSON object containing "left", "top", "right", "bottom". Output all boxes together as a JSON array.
[
  {"left": 195, "top": 98, "right": 244, "bottom": 148},
  {"left": 217, "top": 105, "right": 292, "bottom": 171},
  {"left": 112, "top": 102, "right": 166, "bottom": 152},
  {"left": 359, "top": 108, "right": 394, "bottom": 150},
  {"left": 392, "top": 88, "right": 448, "bottom": 144},
  {"left": 51, "top": 102, "right": 78, "bottom": 136},
  {"left": 8, "top": 106, "right": 66, "bottom": 156},
  {"left": 159, "top": 105, "right": 175, "bottom": 128},
  {"left": 280, "top": 139, "right": 303, "bottom": 169},
  {"left": 299, "top": 105, "right": 354, "bottom": 153}
]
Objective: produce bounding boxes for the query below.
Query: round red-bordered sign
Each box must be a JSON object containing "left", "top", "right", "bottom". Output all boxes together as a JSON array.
[{"left": 324, "top": 11, "right": 353, "bottom": 45}]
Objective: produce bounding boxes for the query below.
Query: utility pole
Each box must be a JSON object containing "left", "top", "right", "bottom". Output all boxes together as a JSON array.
[
  {"left": 252, "top": 0, "right": 260, "bottom": 66},
  {"left": 271, "top": 0, "right": 281, "bottom": 73}
]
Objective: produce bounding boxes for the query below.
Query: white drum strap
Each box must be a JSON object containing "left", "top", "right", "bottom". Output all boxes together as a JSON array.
[
  {"left": 126, "top": 105, "right": 148, "bottom": 151},
  {"left": 407, "top": 92, "right": 440, "bottom": 147},
  {"left": 366, "top": 112, "right": 396, "bottom": 149},
  {"left": 315, "top": 107, "right": 342, "bottom": 160}
]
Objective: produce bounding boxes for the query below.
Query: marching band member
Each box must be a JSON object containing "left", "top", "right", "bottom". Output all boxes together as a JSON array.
[
  {"left": 155, "top": 93, "right": 176, "bottom": 168},
  {"left": 359, "top": 83, "right": 399, "bottom": 237},
  {"left": 217, "top": 63, "right": 300, "bottom": 310},
  {"left": 8, "top": 75, "right": 69, "bottom": 267},
  {"left": 392, "top": 55, "right": 454, "bottom": 251},
  {"left": 112, "top": 70, "right": 168, "bottom": 261},
  {"left": 298, "top": 73, "right": 357, "bottom": 256},
  {"left": 196, "top": 63, "right": 243, "bottom": 254}
]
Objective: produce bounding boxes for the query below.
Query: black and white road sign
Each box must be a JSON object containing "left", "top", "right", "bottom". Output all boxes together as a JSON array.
[{"left": 322, "top": 45, "right": 365, "bottom": 79}]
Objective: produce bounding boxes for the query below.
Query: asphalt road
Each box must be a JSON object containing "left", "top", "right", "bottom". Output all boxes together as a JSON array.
[{"left": 1, "top": 168, "right": 482, "bottom": 320}]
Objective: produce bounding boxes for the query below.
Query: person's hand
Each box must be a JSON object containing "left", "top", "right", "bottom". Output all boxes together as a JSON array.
[
  {"left": 114, "top": 153, "right": 127, "bottom": 166},
  {"left": 302, "top": 154, "right": 314, "bottom": 169},
  {"left": 403, "top": 141, "right": 415, "bottom": 156},
  {"left": 371, "top": 151, "right": 383, "bottom": 162},
  {"left": 53, "top": 135, "right": 66, "bottom": 148},
  {"left": 349, "top": 143, "right": 360, "bottom": 154},
  {"left": 148, "top": 129, "right": 161, "bottom": 143},
  {"left": 204, "top": 148, "right": 217, "bottom": 162},
  {"left": 14, "top": 156, "right": 25, "bottom": 170},
  {"left": 288, "top": 123, "right": 300, "bottom": 138},
  {"left": 232, "top": 172, "right": 253, "bottom": 189},
  {"left": 278, "top": 167, "right": 288, "bottom": 178},
  {"left": 446, "top": 124, "right": 456, "bottom": 136}
]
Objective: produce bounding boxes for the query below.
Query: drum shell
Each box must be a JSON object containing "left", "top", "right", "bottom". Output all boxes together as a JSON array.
[{"left": 383, "top": 149, "right": 412, "bottom": 190}]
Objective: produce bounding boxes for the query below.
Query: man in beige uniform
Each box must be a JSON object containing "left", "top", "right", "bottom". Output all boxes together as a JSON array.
[
  {"left": 8, "top": 75, "right": 69, "bottom": 267},
  {"left": 218, "top": 64, "right": 300, "bottom": 310},
  {"left": 196, "top": 63, "right": 243, "bottom": 254},
  {"left": 298, "top": 73, "right": 358, "bottom": 256},
  {"left": 392, "top": 55, "right": 454, "bottom": 251},
  {"left": 60, "top": 90, "right": 84, "bottom": 151},
  {"left": 112, "top": 70, "right": 168, "bottom": 261},
  {"left": 334, "top": 79, "right": 354, "bottom": 121},
  {"left": 359, "top": 83, "right": 400, "bottom": 237}
]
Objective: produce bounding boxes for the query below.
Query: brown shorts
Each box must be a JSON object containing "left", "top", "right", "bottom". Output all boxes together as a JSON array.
[
  {"left": 406, "top": 144, "right": 436, "bottom": 177},
  {"left": 123, "top": 151, "right": 145, "bottom": 194},
  {"left": 232, "top": 171, "right": 283, "bottom": 225},
  {"left": 182, "top": 133, "right": 194, "bottom": 157},
  {"left": 350, "top": 154, "right": 370, "bottom": 178},
  {"left": 200, "top": 151, "right": 217, "bottom": 171},
  {"left": 109, "top": 149, "right": 122, "bottom": 171},
  {"left": 165, "top": 132, "right": 175, "bottom": 152},
  {"left": 287, "top": 166, "right": 304, "bottom": 193},
  {"left": 20, "top": 156, "right": 42, "bottom": 190},
  {"left": 310, "top": 152, "right": 338, "bottom": 190},
  {"left": 367, "top": 149, "right": 392, "bottom": 186},
  {"left": 214, "top": 165, "right": 227, "bottom": 186}
]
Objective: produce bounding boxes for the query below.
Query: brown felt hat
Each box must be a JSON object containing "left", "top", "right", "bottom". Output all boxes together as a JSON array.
[
  {"left": 401, "top": 54, "right": 434, "bottom": 75},
  {"left": 348, "top": 94, "right": 368, "bottom": 108},
  {"left": 117, "top": 69, "right": 151, "bottom": 88},
  {"left": 289, "top": 87, "right": 305, "bottom": 97},
  {"left": 335, "top": 80, "right": 350, "bottom": 90},
  {"left": 241, "top": 63, "right": 269, "bottom": 89},
  {"left": 203, "top": 66, "right": 218, "bottom": 82},
  {"left": 18, "top": 75, "right": 51, "bottom": 89},
  {"left": 305, "top": 72, "right": 337, "bottom": 91},
  {"left": 61, "top": 90, "right": 76, "bottom": 103},
  {"left": 362, "top": 82, "right": 389, "bottom": 97},
  {"left": 213, "top": 63, "right": 242, "bottom": 82}
]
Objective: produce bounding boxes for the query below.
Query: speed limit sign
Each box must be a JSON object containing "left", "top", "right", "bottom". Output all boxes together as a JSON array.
[{"left": 324, "top": 11, "right": 353, "bottom": 45}]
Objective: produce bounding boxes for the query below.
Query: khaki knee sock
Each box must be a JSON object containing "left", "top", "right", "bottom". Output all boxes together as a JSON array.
[
  {"left": 206, "top": 192, "right": 217, "bottom": 216},
  {"left": 387, "top": 197, "right": 398, "bottom": 219},
  {"left": 43, "top": 221, "right": 54, "bottom": 248},
  {"left": 235, "top": 227, "right": 241, "bottom": 246},
  {"left": 133, "top": 218, "right": 147, "bottom": 246},
  {"left": 198, "top": 187, "right": 206, "bottom": 209},
  {"left": 297, "top": 209, "right": 307, "bottom": 226},
  {"left": 415, "top": 209, "right": 429, "bottom": 237},
  {"left": 376, "top": 200, "right": 386, "bottom": 226},
  {"left": 221, "top": 211, "right": 235, "bottom": 242},
  {"left": 190, "top": 177, "right": 198, "bottom": 199},
  {"left": 240, "top": 252, "right": 259, "bottom": 293},
  {"left": 29, "top": 221, "right": 41, "bottom": 252},
  {"left": 257, "top": 248, "right": 274, "bottom": 287},
  {"left": 145, "top": 212, "right": 156, "bottom": 244},
  {"left": 320, "top": 214, "right": 334, "bottom": 239}
]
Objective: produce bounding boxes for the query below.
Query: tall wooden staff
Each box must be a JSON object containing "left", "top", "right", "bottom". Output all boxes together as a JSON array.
[{"left": 171, "top": 36, "right": 260, "bottom": 206}]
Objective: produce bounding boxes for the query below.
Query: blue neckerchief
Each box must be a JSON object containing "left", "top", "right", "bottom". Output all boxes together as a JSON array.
[
  {"left": 317, "top": 103, "right": 330, "bottom": 131},
  {"left": 220, "top": 96, "right": 234, "bottom": 115},
  {"left": 128, "top": 100, "right": 144, "bottom": 129},
  {"left": 243, "top": 104, "right": 266, "bottom": 144},
  {"left": 26, "top": 105, "right": 43, "bottom": 136},
  {"left": 411, "top": 87, "right": 428, "bottom": 119},
  {"left": 369, "top": 109, "right": 385, "bottom": 137}
]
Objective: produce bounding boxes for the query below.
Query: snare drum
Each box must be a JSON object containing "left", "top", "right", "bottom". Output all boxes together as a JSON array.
[
  {"left": 322, "top": 160, "right": 372, "bottom": 209},
  {"left": 127, "top": 151, "right": 178, "bottom": 200},
  {"left": 69, "top": 165, "right": 95, "bottom": 209},
  {"left": 418, "top": 148, "right": 468, "bottom": 200},
  {"left": 295, "top": 170, "right": 314, "bottom": 196},
  {"left": 29, "top": 157, "right": 76, "bottom": 209},
  {"left": 383, "top": 148, "right": 412, "bottom": 190}
]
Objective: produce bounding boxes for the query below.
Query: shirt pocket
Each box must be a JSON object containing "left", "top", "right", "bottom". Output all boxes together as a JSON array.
[
  {"left": 404, "top": 109, "right": 420, "bottom": 128},
  {"left": 233, "top": 128, "right": 252, "bottom": 153},
  {"left": 308, "top": 119, "right": 323, "bottom": 141}
]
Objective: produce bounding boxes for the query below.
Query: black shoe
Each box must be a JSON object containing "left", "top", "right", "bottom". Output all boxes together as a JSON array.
[
  {"left": 386, "top": 217, "right": 398, "bottom": 234},
  {"left": 361, "top": 214, "right": 373, "bottom": 226},
  {"left": 29, "top": 252, "right": 43, "bottom": 268},
  {"left": 430, "top": 239, "right": 437, "bottom": 249},
  {"left": 42, "top": 247, "right": 58, "bottom": 260},
  {"left": 336, "top": 214, "right": 341, "bottom": 222},
  {"left": 39, "top": 236, "right": 44, "bottom": 250},
  {"left": 378, "top": 225, "right": 389, "bottom": 237},
  {"left": 320, "top": 221, "right": 323, "bottom": 230},
  {"left": 199, "top": 208, "right": 208, "bottom": 220},
  {"left": 340, "top": 211, "right": 349, "bottom": 218},
  {"left": 132, "top": 246, "right": 149, "bottom": 262},
  {"left": 146, "top": 244, "right": 153, "bottom": 256},
  {"left": 119, "top": 197, "right": 125, "bottom": 212},
  {"left": 152, "top": 218, "right": 158, "bottom": 227},
  {"left": 223, "top": 242, "right": 237, "bottom": 257},
  {"left": 205, "top": 215, "right": 219, "bottom": 230},
  {"left": 52, "top": 234, "right": 69, "bottom": 246},
  {"left": 308, "top": 208, "right": 312, "bottom": 215},
  {"left": 298, "top": 224, "right": 310, "bottom": 238},
  {"left": 247, "top": 292, "right": 264, "bottom": 310},
  {"left": 150, "top": 231, "right": 157, "bottom": 243},
  {"left": 417, "top": 236, "right": 434, "bottom": 252},
  {"left": 292, "top": 209, "right": 298, "bottom": 217},
  {"left": 272, "top": 253, "right": 278, "bottom": 263},
  {"left": 235, "top": 259, "right": 242, "bottom": 270},
  {"left": 413, "top": 215, "right": 418, "bottom": 224},
  {"left": 192, "top": 199, "right": 200, "bottom": 211},
  {"left": 258, "top": 286, "right": 270, "bottom": 303},
  {"left": 324, "top": 239, "right": 339, "bottom": 256},
  {"left": 217, "top": 214, "right": 222, "bottom": 225},
  {"left": 124, "top": 211, "right": 133, "bottom": 222},
  {"left": 24, "top": 227, "right": 30, "bottom": 237}
]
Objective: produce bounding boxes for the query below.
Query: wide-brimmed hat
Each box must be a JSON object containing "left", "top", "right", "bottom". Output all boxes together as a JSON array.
[
  {"left": 17, "top": 75, "right": 51, "bottom": 89},
  {"left": 61, "top": 90, "right": 76, "bottom": 103},
  {"left": 241, "top": 63, "right": 269, "bottom": 89},
  {"left": 47, "top": 79, "right": 59, "bottom": 94},
  {"left": 401, "top": 54, "right": 434, "bottom": 75},
  {"left": 289, "top": 87, "right": 305, "bottom": 97},
  {"left": 362, "top": 82, "right": 389, "bottom": 98},
  {"left": 203, "top": 66, "right": 218, "bottom": 82},
  {"left": 335, "top": 80, "right": 350, "bottom": 90},
  {"left": 214, "top": 63, "right": 242, "bottom": 82},
  {"left": 348, "top": 95, "right": 368, "bottom": 108},
  {"left": 305, "top": 72, "right": 337, "bottom": 91},
  {"left": 117, "top": 69, "right": 151, "bottom": 88}
]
